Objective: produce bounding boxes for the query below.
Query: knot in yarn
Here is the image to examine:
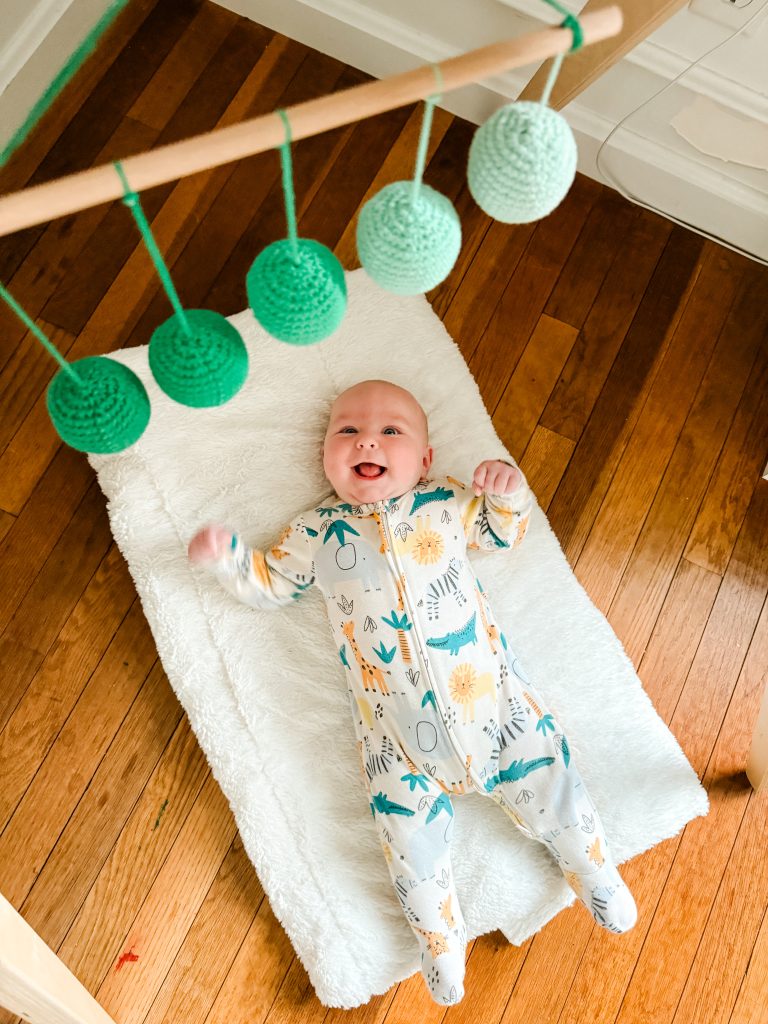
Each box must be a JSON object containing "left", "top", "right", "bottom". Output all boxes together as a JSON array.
[
  {"left": 468, "top": 101, "right": 577, "bottom": 224},
  {"left": 47, "top": 355, "right": 150, "bottom": 453},
  {"left": 247, "top": 237, "right": 346, "bottom": 345},
  {"left": 149, "top": 309, "right": 248, "bottom": 407},
  {"left": 356, "top": 181, "right": 461, "bottom": 295}
]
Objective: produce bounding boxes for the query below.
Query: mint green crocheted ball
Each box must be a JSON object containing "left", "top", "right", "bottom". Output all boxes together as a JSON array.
[
  {"left": 47, "top": 355, "right": 150, "bottom": 453},
  {"left": 468, "top": 102, "right": 577, "bottom": 223},
  {"left": 149, "top": 309, "right": 248, "bottom": 407},
  {"left": 247, "top": 238, "right": 346, "bottom": 345},
  {"left": 356, "top": 182, "right": 461, "bottom": 295}
]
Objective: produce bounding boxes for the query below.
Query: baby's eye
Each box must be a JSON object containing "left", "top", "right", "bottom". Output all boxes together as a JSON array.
[
  {"left": 383, "top": 427, "right": 399, "bottom": 435},
  {"left": 339, "top": 427, "right": 357, "bottom": 434}
]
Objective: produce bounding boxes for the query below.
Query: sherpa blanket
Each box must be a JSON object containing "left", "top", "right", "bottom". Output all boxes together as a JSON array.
[{"left": 89, "top": 268, "right": 708, "bottom": 1008}]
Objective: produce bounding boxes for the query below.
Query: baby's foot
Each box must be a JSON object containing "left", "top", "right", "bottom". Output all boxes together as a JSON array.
[
  {"left": 564, "top": 862, "right": 638, "bottom": 934},
  {"left": 422, "top": 951, "right": 465, "bottom": 1005}
]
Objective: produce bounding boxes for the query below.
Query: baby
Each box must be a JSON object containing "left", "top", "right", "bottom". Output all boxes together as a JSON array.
[{"left": 189, "top": 379, "right": 637, "bottom": 1005}]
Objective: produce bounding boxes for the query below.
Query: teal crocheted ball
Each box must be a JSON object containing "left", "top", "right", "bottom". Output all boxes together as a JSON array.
[
  {"left": 468, "top": 102, "right": 577, "bottom": 223},
  {"left": 47, "top": 355, "right": 150, "bottom": 454},
  {"left": 247, "top": 238, "right": 347, "bottom": 345},
  {"left": 356, "top": 181, "right": 461, "bottom": 295},
  {"left": 149, "top": 309, "right": 248, "bottom": 407}
]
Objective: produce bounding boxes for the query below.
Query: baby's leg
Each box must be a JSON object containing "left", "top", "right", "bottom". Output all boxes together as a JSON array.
[
  {"left": 488, "top": 675, "right": 637, "bottom": 934},
  {"left": 367, "top": 762, "right": 467, "bottom": 1004}
]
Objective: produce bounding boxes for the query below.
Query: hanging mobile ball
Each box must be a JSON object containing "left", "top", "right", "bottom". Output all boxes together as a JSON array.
[
  {"left": 468, "top": 7, "right": 582, "bottom": 224},
  {"left": 468, "top": 102, "right": 576, "bottom": 223},
  {"left": 47, "top": 355, "right": 150, "bottom": 453},
  {"left": 149, "top": 309, "right": 247, "bottom": 407},
  {"left": 247, "top": 110, "right": 346, "bottom": 345},
  {"left": 115, "top": 162, "right": 248, "bottom": 407},
  {"left": 0, "top": 282, "right": 150, "bottom": 454},
  {"left": 357, "top": 68, "right": 460, "bottom": 295}
]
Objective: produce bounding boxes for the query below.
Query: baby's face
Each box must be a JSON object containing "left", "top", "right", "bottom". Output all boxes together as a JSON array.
[{"left": 323, "top": 381, "right": 433, "bottom": 505}]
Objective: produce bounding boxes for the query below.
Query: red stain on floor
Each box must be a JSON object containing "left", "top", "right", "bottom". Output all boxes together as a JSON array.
[{"left": 116, "top": 948, "right": 140, "bottom": 971}]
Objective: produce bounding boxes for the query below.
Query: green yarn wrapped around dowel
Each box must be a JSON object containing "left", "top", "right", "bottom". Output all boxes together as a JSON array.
[
  {"left": 356, "top": 181, "right": 461, "bottom": 295},
  {"left": 149, "top": 309, "right": 248, "bottom": 407},
  {"left": 247, "top": 238, "right": 347, "bottom": 345},
  {"left": 47, "top": 356, "right": 150, "bottom": 453},
  {"left": 467, "top": 102, "right": 577, "bottom": 224}
]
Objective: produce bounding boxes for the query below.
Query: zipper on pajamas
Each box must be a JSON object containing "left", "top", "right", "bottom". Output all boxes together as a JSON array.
[{"left": 379, "top": 503, "right": 476, "bottom": 781}]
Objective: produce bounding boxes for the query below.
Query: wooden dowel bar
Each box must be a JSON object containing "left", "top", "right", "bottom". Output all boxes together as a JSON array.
[{"left": 0, "top": 7, "right": 621, "bottom": 237}]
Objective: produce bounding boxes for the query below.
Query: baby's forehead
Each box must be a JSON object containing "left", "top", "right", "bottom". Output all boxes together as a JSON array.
[{"left": 329, "top": 384, "right": 422, "bottom": 421}]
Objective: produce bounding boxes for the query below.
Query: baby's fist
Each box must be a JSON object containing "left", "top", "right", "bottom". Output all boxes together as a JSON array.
[
  {"left": 188, "top": 525, "right": 232, "bottom": 565},
  {"left": 472, "top": 460, "right": 521, "bottom": 496}
]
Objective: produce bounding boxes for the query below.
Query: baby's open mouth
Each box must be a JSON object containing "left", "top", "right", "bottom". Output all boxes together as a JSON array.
[{"left": 354, "top": 462, "right": 386, "bottom": 478}]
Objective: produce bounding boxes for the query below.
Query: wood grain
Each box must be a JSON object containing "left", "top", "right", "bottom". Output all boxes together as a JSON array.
[{"left": 0, "top": 8, "right": 766, "bottom": 1024}]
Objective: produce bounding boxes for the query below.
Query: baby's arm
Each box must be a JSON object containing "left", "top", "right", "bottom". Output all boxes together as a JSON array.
[
  {"left": 454, "top": 459, "right": 533, "bottom": 551},
  {"left": 188, "top": 516, "right": 315, "bottom": 608}
]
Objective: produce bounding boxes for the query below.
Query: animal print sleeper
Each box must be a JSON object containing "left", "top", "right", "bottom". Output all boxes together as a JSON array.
[{"left": 207, "top": 473, "right": 636, "bottom": 1005}]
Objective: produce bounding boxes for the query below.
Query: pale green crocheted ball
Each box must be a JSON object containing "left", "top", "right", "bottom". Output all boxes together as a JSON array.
[
  {"left": 247, "top": 238, "right": 347, "bottom": 345},
  {"left": 356, "top": 181, "right": 461, "bottom": 295},
  {"left": 149, "top": 309, "right": 248, "bottom": 408},
  {"left": 47, "top": 355, "right": 150, "bottom": 453},
  {"left": 468, "top": 102, "right": 577, "bottom": 224}
]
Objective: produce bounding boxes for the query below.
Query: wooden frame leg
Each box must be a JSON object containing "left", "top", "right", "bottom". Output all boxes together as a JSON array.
[
  {"left": 0, "top": 894, "right": 118, "bottom": 1024},
  {"left": 746, "top": 682, "right": 768, "bottom": 792}
]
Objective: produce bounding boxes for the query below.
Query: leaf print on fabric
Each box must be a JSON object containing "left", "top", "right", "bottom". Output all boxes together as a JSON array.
[{"left": 364, "top": 615, "right": 377, "bottom": 632}]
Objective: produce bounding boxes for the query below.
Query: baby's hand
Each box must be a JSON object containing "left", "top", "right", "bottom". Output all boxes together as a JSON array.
[
  {"left": 472, "top": 460, "right": 522, "bottom": 496},
  {"left": 188, "top": 525, "right": 233, "bottom": 565}
]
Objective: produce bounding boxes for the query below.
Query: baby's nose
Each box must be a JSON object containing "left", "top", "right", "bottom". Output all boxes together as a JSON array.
[{"left": 356, "top": 436, "right": 378, "bottom": 448}]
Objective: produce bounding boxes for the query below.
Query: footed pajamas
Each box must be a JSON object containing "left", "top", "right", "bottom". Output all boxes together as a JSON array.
[{"left": 209, "top": 472, "right": 636, "bottom": 1005}]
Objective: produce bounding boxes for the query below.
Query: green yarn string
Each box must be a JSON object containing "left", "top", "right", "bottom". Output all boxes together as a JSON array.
[
  {"left": 276, "top": 109, "right": 300, "bottom": 265},
  {"left": 539, "top": 0, "right": 583, "bottom": 108},
  {"left": 0, "top": 281, "right": 81, "bottom": 383},
  {"left": 411, "top": 63, "right": 444, "bottom": 203},
  {"left": 114, "top": 161, "right": 191, "bottom": 336},
  {"left": 0, "top": 0, "right": 130, "bottom": 169}
]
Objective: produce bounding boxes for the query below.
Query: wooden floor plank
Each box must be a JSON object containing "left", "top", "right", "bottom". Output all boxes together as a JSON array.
[
  {"left": 142, "top": 839, "right": 264, "bottom": 1024},
  {"left": 572, "top": 244, "right": 746, "bottom": 614},
  {"left": 613, "top": 483, "right": 768, "bottom": 1024},
  {"left": 543, "top": 188, "right": 638, "bottom": 330},
  {"left": 608, "top": 265, "right": 768, "bottom": 665},
  {"left": 0, "top": 547, "right": 136, "bottom": 828},
  {"left": 493, "top": 313, "right": 578, "bottom": 462},
  {"left": 518, "top": 425, "right": 575, "bottom": 512},
  {"left": 94, "top": 775, "right": 237, "bottom": 1024},
  {"left": 544, "top": 227, "right": 704, "bottom": 567},
  {"left": 0, "top": 602, "right": 161, "bottom": 909},
  {"left": 41, "top": 697, "right": 202, "bottom": 965},
  {"left": 537, "top": 205, "right": 672, "bottom": 444},
  {"left": 729, "top": 902, "right": 768, "bottom": 1024}
]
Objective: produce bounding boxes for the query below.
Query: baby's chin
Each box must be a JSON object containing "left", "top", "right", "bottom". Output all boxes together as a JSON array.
[{"left": 330, "top": 471, "right": 422, "bottom": 505}]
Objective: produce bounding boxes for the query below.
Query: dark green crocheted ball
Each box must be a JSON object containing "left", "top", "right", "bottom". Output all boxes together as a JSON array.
[
  {"left": 149, "top": 309, "right": 248, "bottom": 407},
  {"left": 47, "top": 356, "right": 150, "bottom": 453},
  {"left": 247, "top": 238, "right": 347, "bottom": 345}
]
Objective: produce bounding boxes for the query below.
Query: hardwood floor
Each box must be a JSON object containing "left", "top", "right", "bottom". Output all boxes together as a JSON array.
[{"left": 1, "top": 3, "right": 767, "bottom": 1023}]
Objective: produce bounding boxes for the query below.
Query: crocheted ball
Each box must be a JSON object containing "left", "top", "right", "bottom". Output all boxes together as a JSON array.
[
  {"left": 47, "top": 355, "right": 150, "bottom": 454},
  {"left": 468, "top": 102, "right": 577, "bottom": 223},
  {"left": 247, "top": 238, "right": 346, "bottom": 345},
  {"left": 356, "top": 181, "right": 461, "bottom": 295},
  {"left": 149, "top": 309, "right": 248, "bottom": 407}
]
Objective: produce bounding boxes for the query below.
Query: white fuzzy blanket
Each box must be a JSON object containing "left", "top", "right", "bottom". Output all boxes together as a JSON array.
[{"left": 89, "top": 269, "right": 708, "bottom": 1008}]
